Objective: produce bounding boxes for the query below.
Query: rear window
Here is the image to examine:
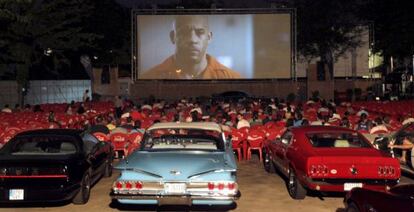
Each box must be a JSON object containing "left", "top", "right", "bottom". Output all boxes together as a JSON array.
[
  {"left": 11, "top": 136, "right": 78, "bottom": 155},
  {"left": 306, "top": 132, "right": 371, "bottom": 148},
  {"left": 142, "top": 128, "right": 224, "bottom": 151}
]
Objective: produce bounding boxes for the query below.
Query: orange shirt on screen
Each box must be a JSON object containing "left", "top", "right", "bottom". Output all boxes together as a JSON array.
[{"left": 140, "top": 54, "right": 242, "bottom": 79}]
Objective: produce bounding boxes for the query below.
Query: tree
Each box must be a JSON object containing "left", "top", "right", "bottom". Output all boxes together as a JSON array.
[
  {"left": 362, "top": 0, "right": 414, "bottom": 69},
  {"left": 0, "top": 0, "right": 99, "bottom": 104},
  {"left": 84, "top": 0, "right": 130, "bottom": 66},
  {"left": 294, "top": 0, "right": 367, "bottom": 79}
]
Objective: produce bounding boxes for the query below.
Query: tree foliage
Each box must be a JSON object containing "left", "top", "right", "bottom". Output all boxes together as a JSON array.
[
  {"left": 0, "top": 0, "right": 99, "bottom": 82},
  {"left": 84, "top": 0, "right": 130, "bottom": 66},
  {"left": 362, "top": 0, "right": 414, "bottom": 65},
  {"left": 294, "top": 0, "right": 367, "bottom": 77}
]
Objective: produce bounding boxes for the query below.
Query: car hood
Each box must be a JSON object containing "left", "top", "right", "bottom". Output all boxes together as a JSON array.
[{"left": 116, "top": 151, "right": 236, "bottom": 180}]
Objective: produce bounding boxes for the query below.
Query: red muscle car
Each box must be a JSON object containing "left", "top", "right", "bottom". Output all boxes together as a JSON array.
[{"left": 263, "top": 126, "right": 401, "bottom": 199}]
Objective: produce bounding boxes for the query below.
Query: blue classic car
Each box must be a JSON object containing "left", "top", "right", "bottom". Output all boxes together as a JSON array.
[{"left": 110, "top": 122, "right": 240, "bottom": 207}]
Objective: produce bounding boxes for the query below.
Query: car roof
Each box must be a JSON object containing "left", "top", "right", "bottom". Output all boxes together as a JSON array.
[
  {"left": 147, "top": 122, "right": 223, "bottom": 132},
  {"left": 15, "top": 129, "right": 83, "bottom": 137}
]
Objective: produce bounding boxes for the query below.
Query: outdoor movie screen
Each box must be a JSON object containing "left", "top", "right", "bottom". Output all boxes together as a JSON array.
[{"left": 136, "top": 12, "right": 292, "bottom": 80}]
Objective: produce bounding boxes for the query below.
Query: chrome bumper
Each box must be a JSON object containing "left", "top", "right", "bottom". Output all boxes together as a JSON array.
[{"left": 111, "top": 191, "right": 241, "bottom": 206}]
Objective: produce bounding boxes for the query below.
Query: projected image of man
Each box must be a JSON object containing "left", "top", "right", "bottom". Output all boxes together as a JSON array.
[{"left": 140, "top": 15, "right": 242, "bottom": 79}]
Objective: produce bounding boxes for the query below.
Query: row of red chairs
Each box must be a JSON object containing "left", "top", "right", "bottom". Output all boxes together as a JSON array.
[
  {"left": 0, "top": 102, "right": 114, "bottom": 144},
  {"left": 230, "top": 124, "right": 287, "bottom": 162},
  {"left": 352, "top": 100, "right": 414, "bottom": 117}
]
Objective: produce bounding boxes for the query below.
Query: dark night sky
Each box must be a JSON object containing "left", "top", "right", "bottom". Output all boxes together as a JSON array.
[{"left": 115, "top": 0, "right": 278, "bottom": 8}]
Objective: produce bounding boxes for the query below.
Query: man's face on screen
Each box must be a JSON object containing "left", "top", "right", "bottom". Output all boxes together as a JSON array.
[{"left": 173, "top": 16, "right": 211, "bottom": 64}]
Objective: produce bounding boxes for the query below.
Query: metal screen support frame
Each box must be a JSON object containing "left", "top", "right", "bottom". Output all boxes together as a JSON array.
[
  {"left": 292, "top": 8, "right": 297, "bottom": 81},
  {"left": 131, "top": 8, "right": 297, "bottom": 82}
]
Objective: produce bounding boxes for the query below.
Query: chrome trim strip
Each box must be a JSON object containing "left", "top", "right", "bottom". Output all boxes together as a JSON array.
[
  {"left": 188, "top": 169, "right": 236, "bottom": 179},
  {"left": 122, "top": 168, "right": 163, "bottom": 179},
  {"left": 111, "top": 191, "right": 241, "bottom": 206}
]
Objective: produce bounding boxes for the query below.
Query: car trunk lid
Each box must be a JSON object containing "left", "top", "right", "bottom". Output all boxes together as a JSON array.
[
  {"left": 308, "top": 148, "right": 400, "bottom": 179},
  {"left": 116, "top": 151, "right": 234, "bottom": 181},
  {"left": 0, "top": 156, "right": 71, "bottom": 184}
]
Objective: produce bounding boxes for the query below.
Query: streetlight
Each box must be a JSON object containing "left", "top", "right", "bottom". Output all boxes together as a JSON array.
[{"left": 43, "top": 48, "right": 53, "bottom": 56}]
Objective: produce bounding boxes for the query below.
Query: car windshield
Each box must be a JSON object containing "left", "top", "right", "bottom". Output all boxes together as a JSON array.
[
  {"left": 306, "top": 132, "right": 371, "bottom": 148},
  {"left": 142, "top": 128, "right": 224, "bottom": 151},
  {"left": 10, "top": 135, "right": 78, "bottom": 155}
]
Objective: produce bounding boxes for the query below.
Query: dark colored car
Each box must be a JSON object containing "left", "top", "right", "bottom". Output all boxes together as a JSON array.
[
  {"left": 344, "top": 184, "right": 414, "bottom": 212},
  {"left": 0, "top": 129, "right": 114, "bottom": 204}
]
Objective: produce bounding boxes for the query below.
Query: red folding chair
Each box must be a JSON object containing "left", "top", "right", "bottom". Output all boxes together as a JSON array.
[
  {"left": 265, "top": 126, "right": 286, "bottom": 142},
  {"left": 246, "top": 129, "right": 266, "bottom": 161},
  {"left": 93, "top": 132, "right": 109, "bottom": 142},
  {"left": 231, "top": 129, "right": 246, "bottom": 161},
  {"left": 110, "top": 133, "right": 130, "bottom": 158},
  {"left": 127, "top": 132, "right": 143, "bottom": 153}
]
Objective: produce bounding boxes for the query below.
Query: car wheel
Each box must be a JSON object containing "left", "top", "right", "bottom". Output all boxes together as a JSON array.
[
  {"left": 73, "top": 172, "right": 91, "bottom": 204},
  {"left": 288, "top": 169, "right": 306, "bottom": 199},
  {"left": 263, "top": 151, "right": 275, "bottom": 173},
  {"left": 346, "top": 202, "right": 360, "bottom": 212},
  {"left": 104, "top": 159, "right": 113, "bottom": 178}
]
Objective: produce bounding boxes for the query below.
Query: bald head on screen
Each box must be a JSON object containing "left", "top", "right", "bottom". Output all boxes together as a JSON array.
[
  {"left": 140, "top": 15, "right": 241, "bottom": 79},
  {"left": 169, "top": 16, "right": 212, "bottom": 72}
]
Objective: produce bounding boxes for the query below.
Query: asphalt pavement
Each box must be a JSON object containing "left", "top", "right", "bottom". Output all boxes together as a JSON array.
[{"left": 0, "top": 156, "right": 413, "bottom": 212}]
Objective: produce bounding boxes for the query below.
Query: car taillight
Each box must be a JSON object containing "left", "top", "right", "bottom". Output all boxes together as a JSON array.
[
  {"left": 116, "top": 181, "right": 123, "bottom": 189},
  {"left": 218, "top": 183, "right": 225, "bottom": 190},
  {"left": 125, "top": 182, "right": 132, "bottom": 189},
  {"left": 207, "top": 182, "right": 237, "bottom": 192},
  {"left": 135, "top": 181, "right": 143, "bottom": 189},
  {"left": 208, "top": 182, "right": 215, "bottom": 190},
  {"left": 378, "top": 166, "right": 396, "bottom": 177},
  {"left": 390, "top": 167, "right": 395, "bottom": 175},
  {"left": 227, "top": 182, "right": 236, "bottom": 190},
  {"left": 311, "top": 166, "right": 317, "bottom": 174},
  {"left": 309, "top": 165, "right": 328, "bottom": 176},
  {"left": 113, "top": 181, "right": 143, "bottom": 191}
]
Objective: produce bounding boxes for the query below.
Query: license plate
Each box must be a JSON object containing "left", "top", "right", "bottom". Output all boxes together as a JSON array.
[
  {"left": 164, "top": 183, "right": 186, "bottom": 194},
  {"left": 344, "top": 183, "right": 363, "bottom": 191},
  {"left": 9, "top": 189, "right": 24, "bottom": 200}
]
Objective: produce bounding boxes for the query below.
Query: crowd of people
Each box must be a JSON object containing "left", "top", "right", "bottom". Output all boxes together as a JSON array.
[
  {"left": 1, "top": 95, "right": 414, "bottom": 162},
  {"left": 2, "top": 96, "right": 414, "bottom": 134}
]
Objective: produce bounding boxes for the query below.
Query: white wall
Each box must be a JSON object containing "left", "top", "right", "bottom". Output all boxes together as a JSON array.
[
  {"left": 0, "top": 80, "right": 91, "bottom": 107},
  {"left": 26, "top": 80, "right": 91, "bottom": 104}
]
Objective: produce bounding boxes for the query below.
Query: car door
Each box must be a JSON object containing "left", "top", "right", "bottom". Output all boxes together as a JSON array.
[
  {"left": 83, "top": 137, "right": 105, "bottom": 178},
  {"left": 267, "top": 135, "right": 281, "bottom": 167},
  {"left": 276, "top": 131, "right": 293, "bottom": 176}
]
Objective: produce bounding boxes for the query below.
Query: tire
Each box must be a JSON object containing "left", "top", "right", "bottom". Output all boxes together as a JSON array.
[
  {"left": 346, "top": 202, "right": 360, "bottom": 212},
  {"left": 104, "top": 158, "right": 113, "bottom": 178},
  {"left": 263, "top": 150, "right": 275, "bottom": 173},
  {"left": 287, "top": 169, "right": 307, "bottom": 199},
  {"left": 73, "top": 172, "right": 91, "bottom": 204}
]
